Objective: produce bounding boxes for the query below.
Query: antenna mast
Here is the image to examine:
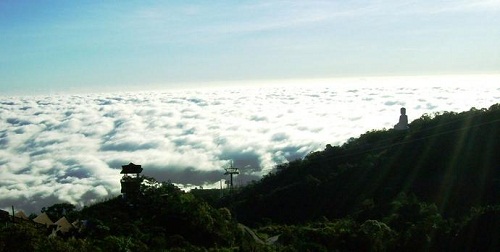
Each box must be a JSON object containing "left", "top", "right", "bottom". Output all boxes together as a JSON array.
[{"left": 224, "top": 161, "right": 239, "bottom": 190}]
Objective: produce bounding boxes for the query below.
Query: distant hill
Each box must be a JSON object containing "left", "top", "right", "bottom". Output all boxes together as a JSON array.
[{"left": 223, "top": 104, "right": 500, "bottom": 225}]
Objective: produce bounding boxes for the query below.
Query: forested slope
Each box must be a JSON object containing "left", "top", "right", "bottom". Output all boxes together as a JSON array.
[{"left": 225, "top": 104, "right": 500, "bottom": 225}]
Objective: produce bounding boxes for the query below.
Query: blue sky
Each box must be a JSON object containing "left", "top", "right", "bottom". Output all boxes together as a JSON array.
[{"left": 1, "top": 1, "right": 499, "bottom": 95}]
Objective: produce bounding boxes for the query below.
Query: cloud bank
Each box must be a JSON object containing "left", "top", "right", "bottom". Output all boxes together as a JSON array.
[{"left": 1, "top": 76, "right": 499, "bottom": 213}]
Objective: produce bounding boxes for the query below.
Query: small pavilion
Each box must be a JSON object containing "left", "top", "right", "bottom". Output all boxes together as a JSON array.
[{"left": 120, "top": 163, "right": 143, "bottom": 199}]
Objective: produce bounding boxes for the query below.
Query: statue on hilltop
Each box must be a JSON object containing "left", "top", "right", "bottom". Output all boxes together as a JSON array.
[{"left": 394, "top": 107, "right": 409, "bottom": 130}]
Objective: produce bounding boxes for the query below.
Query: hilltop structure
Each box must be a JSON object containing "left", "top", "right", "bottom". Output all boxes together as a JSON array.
[{"left": 120, "top": 163, "right": 143, "bottom": 200}]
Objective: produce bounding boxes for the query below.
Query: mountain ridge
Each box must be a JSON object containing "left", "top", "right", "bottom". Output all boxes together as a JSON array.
[{"left": 223, "top": 104, "right": 500, "bottom": 225}]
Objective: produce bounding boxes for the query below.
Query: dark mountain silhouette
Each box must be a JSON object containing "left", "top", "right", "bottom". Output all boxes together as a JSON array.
[{"left": 224, "top": 104, "right": 500, "bottom": 225}]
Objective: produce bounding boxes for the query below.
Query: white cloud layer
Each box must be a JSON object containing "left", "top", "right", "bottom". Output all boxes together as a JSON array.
[{"left": 1, "top": 75, "right": 499, "bottom": 214}]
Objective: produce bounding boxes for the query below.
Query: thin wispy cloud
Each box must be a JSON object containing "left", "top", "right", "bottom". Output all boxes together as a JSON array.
[{"left": 1, "top": 1, "right": 499, "bottom": 94}]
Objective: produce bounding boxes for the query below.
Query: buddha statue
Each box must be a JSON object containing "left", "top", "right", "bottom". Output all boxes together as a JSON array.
[{"left": 394, "top": 107, "right": 409, "bottom": 130}]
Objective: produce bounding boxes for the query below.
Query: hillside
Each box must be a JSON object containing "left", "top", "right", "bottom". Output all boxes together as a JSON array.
[
  {"left": 224, "top": 104, "right": 500, "bottom": 225},
  {"left": 215, "top": 104, "right": 500, "bottom": 251}
]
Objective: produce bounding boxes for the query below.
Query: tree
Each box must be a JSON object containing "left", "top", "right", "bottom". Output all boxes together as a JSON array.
[{"left": 41, "top": 203, "right": 76, "bottom": 220}]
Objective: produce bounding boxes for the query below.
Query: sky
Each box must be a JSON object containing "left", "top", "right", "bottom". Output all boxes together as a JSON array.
[{"left": 1, "top": 0, "right": 500, "bottom": 94}]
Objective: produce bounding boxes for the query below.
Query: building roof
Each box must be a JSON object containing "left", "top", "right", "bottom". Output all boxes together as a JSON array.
[
  {"left": 55, "top": 216, "right": 74, "bottom": 233},
  {"left": 0, "top": 209, "right": 9, "bottom": 220},
  {"left": 15, "top": 211, "right": 29, "bottom": 220},
  {"left": 33, "top": 213, "right": 54, "bottom": 227},
  {"left": 121, "top": 162, "right": 143, "bottom": 174}
]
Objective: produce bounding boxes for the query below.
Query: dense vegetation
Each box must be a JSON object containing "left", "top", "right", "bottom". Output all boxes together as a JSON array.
[
  {"left": 227, "top": 104, "right": 500, "bottom": 223},
  {"left": 221, "top": 104, "right": 500, "bottom": 251},
  {"left": 1, "top": 179, "right": 248, "bottom": 251},
  {"left": 1, "top": 104, "right": 499, "bottom": 251}
]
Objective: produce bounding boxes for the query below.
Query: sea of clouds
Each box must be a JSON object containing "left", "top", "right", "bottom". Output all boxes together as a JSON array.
[{"left": 1, "top": 75, "right": 499, "bottom": 214}]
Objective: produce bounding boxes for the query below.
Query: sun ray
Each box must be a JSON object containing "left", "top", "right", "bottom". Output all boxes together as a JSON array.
[{"left": 435, "top": 113, "right": 474, "bottom": 214}]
